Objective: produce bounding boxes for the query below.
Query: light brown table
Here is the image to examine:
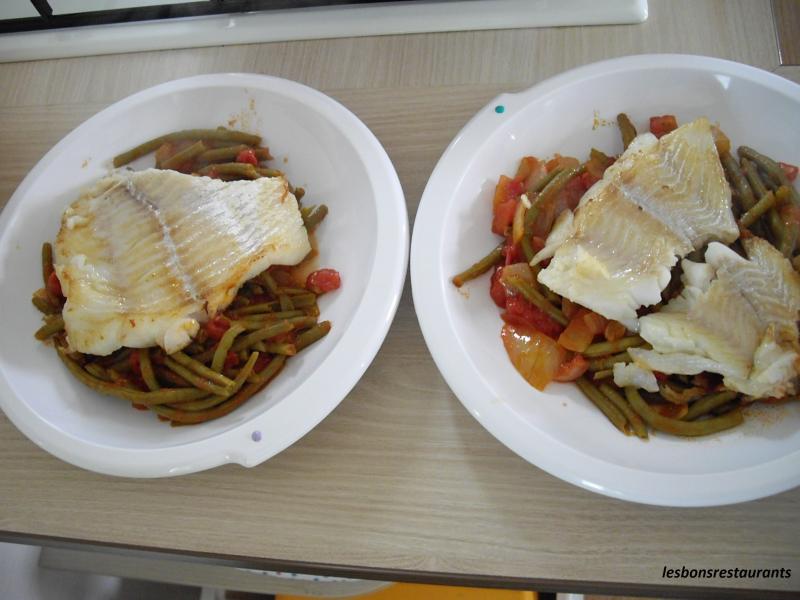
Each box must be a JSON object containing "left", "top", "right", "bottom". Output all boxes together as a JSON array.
[{"left": 1, "top": 1, "right": 799, "bottom": 598}]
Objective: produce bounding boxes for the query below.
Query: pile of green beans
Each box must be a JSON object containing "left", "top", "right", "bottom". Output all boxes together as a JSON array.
[
  {"left": 450, "top": 115, "right": 800, "bottom": 440},
  {"left": 34, "top": 128, "right": 335, "bottom": 427}
]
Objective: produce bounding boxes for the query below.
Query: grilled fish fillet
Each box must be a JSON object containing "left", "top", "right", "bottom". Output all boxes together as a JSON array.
[
  {"left": 54, "top": 169, "right": 311, "bottom": 356},
  {"left": 537, "top": 118, "right": 737, "bottom": 329},
  {"left": 629, "top": 238, "right": 800, "bottom": 398}
]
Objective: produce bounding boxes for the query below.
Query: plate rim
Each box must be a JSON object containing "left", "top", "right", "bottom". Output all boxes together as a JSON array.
[
  {"left": 0, "top": 72, "right": 409, "bottom": 478},
  {"left": 410, "top": 53, "right": 800, "bottom": 506}
]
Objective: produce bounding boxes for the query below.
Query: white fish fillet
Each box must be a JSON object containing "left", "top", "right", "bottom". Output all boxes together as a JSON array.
[
  {"left": 537, "top": 118, "right": 737, "bottom": 329},
  {"left": 629, "top": 239, "right": 800, "bottom": 398},
  {"left": 54, "top": 169, "right": 311, "bottom": 356}
]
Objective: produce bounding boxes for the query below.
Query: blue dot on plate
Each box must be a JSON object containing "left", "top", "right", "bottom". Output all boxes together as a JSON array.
[
  {"left": 495, "top": 105, "right": 505, "bottom": 114},
  {"left": 251, "top": 430, "right": 262, "bottom": 442}
]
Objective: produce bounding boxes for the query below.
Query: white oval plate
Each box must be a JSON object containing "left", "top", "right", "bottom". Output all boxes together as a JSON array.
[
  {"left": 0, "top": 74, "right": 408, "bottom": 477},
  {"left": 411, "top": 55, "right": 800, "bottom": 506}
]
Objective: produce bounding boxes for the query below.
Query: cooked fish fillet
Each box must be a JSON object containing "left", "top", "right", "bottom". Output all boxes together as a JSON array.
[
  {"left": 537, "top": 184, "right": 690, "bottom": 330},
  {"left": 54, "top": 169, "right": 311, "bottom": 356},
  {"left": 628, "top": 239, "right": 800, "bottom": 398},
  {"left": 537, "top": 118, "right": 737, "bottom": 329}
]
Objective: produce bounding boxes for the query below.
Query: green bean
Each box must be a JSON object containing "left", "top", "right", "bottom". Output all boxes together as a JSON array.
[
  {"left": 161, "top": 140, "right": 207, "bottom": 171},
  {"left": 598, "top": 383, "right": 648, "bottom": 439},
  {"left": 113, "top": 129, "right": 261, "bottom": 167},
  {"left": 295, "top": 321, "right": 331, "bottom": 351},
  {"left": 163, "top": 356, "right": 231, "bottom": 396},
  {"left": 588, "top": 351, "right": 631, "bottom": 371},
  {"left": 575, "top": 377, "right": 629, "bottom": 435},
  {"left": 583, "top": 336, "right": 643, "bottom": 358},
  {"left": 625, "top": 387, "right": 743, "bottom": 437},
  {"left": 84, "top": 363, "right": 111, "bottom": 381},
  {"left": 230, "top": 321, "right": 295, "bottom": 353},
  {"left": 277, "top": 287, "right": 310, "bottom": 296},
  {"left": 616, "top": 113, "right": 637, "bottom": 149},
  {"left": 537, "top": 165, "right": 583, "bottom": 207},
  {"left": 235, "top": 301, "right": 281, "bottom": 315},
  {"left": 260, "top": 342, "right": 297, "bottom": 356},
  {"left": 41, "top": 242, "right": 54, "bottom": 287},
  {"left": 793, "top": 255, "right": 800, "bottom": 272},
  {"left": 196, "top": 144, "right": 249, "bottom": 164},
  {"left": 57, "top": 348, "right": 206, "bottom": 404},
  {"left": 452, "top": 244, "right": 504, "bottom": 287},
  {"left": 237, "top": 312, "right": 306, "bottom": 328},
  {"left": 739, "top": 146, "right": 800, "bottom": 206},
  {"left": 31, "top": 289, "right": 58, "bottom": 315},
  {"left": 503, "top": 275, "right": 568, "bottom": 326},
  {"left": 257, "top": 272, "right": 280, "bottom": 296},
  {"left": 740, "top": 191, "right": 775, "bottom": 228},
  {"left": 154, "top": 365, "right": 191, "bottom": 387},
  {"left": 529, "top": 167, "right": 563, "bottom": 195},
  {"left": 592, "top": 369, "right": 614, "bottom": 381},
  {"left": 153, "top": 380, "right": 264, "bottom": 425},
  {"left": 211, "top": 324, "right": 246, "bottom": 372},
  {"left": 197, "top": 162, "right": 260, "bottom": 179},
  {"left": 302, "top": 205, "right": 328, "bottom": 231},
  {"left": 720, "top": 152, "right": 755, "bottom": 212},
  {"left": 170, "top": 351, "right": 235, "bottom": 388},
  {"left": 35, "top": 314, "right": 64, "bottom": 340},
  {"left": 288, "top": 294, "right": 317, "bottom": 309},
  {"left": 683, "top": 390, "right": 739, "bottom": 421},
  {"left": 256, "top": 167, "right": 284, "bottom": 178},
  {"left": 287, "top": 315, "right": 319, "bottom": 329},
  {"left": 278, "top": 294, "right": 294, "bottom": 312},
  {"left": 171, "top": 351, "right": 259, "bottom": 411},
  {"left": 740, "top": 158, "right": 769, "bottom": 199},
  {"left": 248, "top": 354, "right": 287, "bottom": 384},
  {"left": 138, "top": 347, "right": 160, "bottom": 391}
]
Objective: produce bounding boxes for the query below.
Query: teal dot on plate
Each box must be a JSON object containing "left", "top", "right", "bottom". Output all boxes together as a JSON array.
[{"left": 495, "top": 105, "right": 505, "bottom": 114}]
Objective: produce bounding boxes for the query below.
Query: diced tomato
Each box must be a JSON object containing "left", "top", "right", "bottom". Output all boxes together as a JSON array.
[
  {"left": 501, "top": 322, "right": 566, "bottom": 390},
  {"left": 531, "top": 236, "right": 546, "bottom": 254},
  {"left": 489, "top": 266, "right": 506, "bottom": 308},
  {"left": 493, "top": 199, "right": 519, "bottom": 236},
  {"left": 224, "top": 351, "right": 240, "bottom": 370},
  {"left": 205, "top": 315, "right": 231, "bottom": 341},
  {"left": 492, "top": 176, "right": 524, "bottom": 235},
  {"left": 649, "top": 115, "right": 678, "bottom": 138},
  {"left": 236, "top": 148, "right": 259, "bottom": 165},
  {"left": 582, "top": 310, "right": 607, "bottom": 336},
  {"left": 579, "top": 170, "right": 601, "bottom": 190},
  {"left": 554, "top": 353, "right": 589, "bottom": 382},
  {"left": 604, "top": 320, "right": 627, "bottom": 342},
  {"left": 129, "top": 349, "right": 142, "bottom": 376},
  {"left": 653, "top": 370, "right": 668, "bottom": 382},
  {"left": 47, "top": 271, "right": 63, "bottom": 300},
  {"left": 558, "top": 312, "right": 595, "bottom": 353},
  {"left": 779, "top": 162, "right": 798, "bottom": 182},
  {"left": 306, "top": 268, "right": 341, "bottom": 294},
  {"left": 254, "top": 354, "right": 272, "bottom": 373},
  {"left": 503, "top": 294, "right": 564, "bottom": 339},
  {"left": 559, "top": 175, "right": 587, "bottom": 211}
]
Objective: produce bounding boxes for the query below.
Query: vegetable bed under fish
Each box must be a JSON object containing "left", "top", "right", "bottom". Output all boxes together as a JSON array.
[
  {"left": 452, "top": 115, "right": 800, "bottom": 439},
  {"left": 33, "top": 128, "right": 341, "bottom": 426}
]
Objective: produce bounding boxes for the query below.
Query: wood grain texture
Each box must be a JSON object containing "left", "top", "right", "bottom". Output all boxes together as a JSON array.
[
  {"left": 772, "top": 0, "right": 800, "bottom": 65},
  {"left": 1, "top": 1, "right": 798, "bottom": 597}
]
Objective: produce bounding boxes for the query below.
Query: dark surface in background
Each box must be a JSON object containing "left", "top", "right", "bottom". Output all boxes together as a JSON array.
[{"left": 1, "top": 0, "right": 441, "bottom": 34}]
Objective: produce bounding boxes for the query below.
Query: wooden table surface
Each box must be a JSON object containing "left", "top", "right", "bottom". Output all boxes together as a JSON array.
[{"left": 1, "top": 1, "right": 798, "bottom": 598}]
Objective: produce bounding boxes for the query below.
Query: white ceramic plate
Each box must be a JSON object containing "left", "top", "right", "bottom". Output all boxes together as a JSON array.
[
  {"left": 411, "top": 54, "right": 800, "bottom": 506},
  {"left": 0, "top": 74, "right": 407, "bottom": 477}
]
